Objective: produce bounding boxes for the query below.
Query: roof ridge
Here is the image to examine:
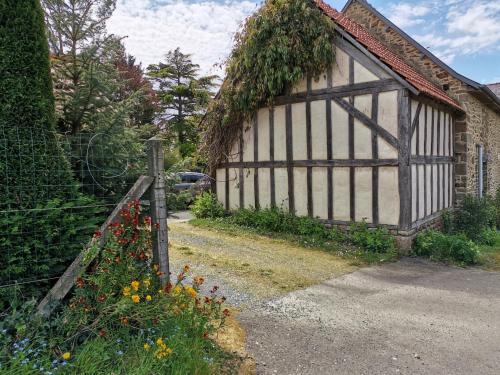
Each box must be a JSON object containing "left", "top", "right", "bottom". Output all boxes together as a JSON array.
[{"left": 312, "top": 0, "right": 462, "bottom": 111}]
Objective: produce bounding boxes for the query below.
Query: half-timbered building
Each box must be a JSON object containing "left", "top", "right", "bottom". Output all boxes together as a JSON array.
[{"left": 213, "top": 0, "right": 499, "bottom": 248}]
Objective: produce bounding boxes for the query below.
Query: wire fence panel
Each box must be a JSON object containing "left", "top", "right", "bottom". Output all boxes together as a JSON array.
[{"left": 0, "top": 130, "right": 150, "bottom": 309}]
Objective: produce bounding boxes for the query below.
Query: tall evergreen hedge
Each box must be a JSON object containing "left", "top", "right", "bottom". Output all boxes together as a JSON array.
[
  {"left": 0, "top": 0, "right": 75, "bottom": 208},
  {"left": 0, "top": 0, "right": 103, "bottom": 307}
]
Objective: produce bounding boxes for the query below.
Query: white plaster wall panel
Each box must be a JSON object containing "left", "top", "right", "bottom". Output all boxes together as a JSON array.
[
  {"left": 228, "top": 168, "right": 240, "bottom": 210},
  {"left": 311, "top": 72, "right": 328, "bottom": 91},
  {"left": 418, "top": 106, "right": 425, "bottom": 155},
  {"left": 274, "top": 105, "right": 287, "bottom": 161},
  {"left": 332, "top": 167, "right": 350, "bottom": 221},
  {"left": 441, "top": 111, "right": 446, "bottom": 156},
  {"left": 312, "top": 167, "right": 328, "bottom": 219},
  {"left": 449, "top": 165, "right": 453, "bottom": 207},
  {"left": 411, "top": 100, "right": 418, "bottom": 155},
  {"left": 418, "top": 165, "right": 425, "bottom": 219},
  {"left": 432, "top": 109, "right": 438, "bottom": 155},
  {"left": 378, "top": 167, "right": 399, "bottom": 225},
  {"left": 440, "top": 164, "right": 445, "bottom": 210},
  {"left": 292, "top": 103, "right": 307, "bottom": 160},
  {"left": 294, "top": 167, "right": 308, "bottom": 216},
  {"left": 332, "top": 101, "right": 349, "bottom": 159},
  {"left": 216, "top": 168, "right": 226, "bottom": 209},
  {"left": 242, "top": 120, "right": 254, "bottom": 162},
  {"left": 432, "top": 165, "right": 437, "bottom": 213},
  {"left": 354, "top": 60, "right": 379, "bottom": 83},
  {"left": 378, "top": 91, "right": 398, "bottom": 137},
  {"left": 257, "top": 108, "right": 270, "bottom": 161},
  {"left": 274, "top": 168, "right": 289, "bottom": 209},
  {"left": 258, "top": 168, "right": 271, "bottom": 208},
  {"left": 411, "top": 164, "right": 417, "bottom": 222},
  {"left": 355, "top": 167, "right": 372, "bottom": 223},
  {"left": 292, "top": 77, "right": 308, "bottom": 94},
  {"left": 243, "top": 168, "right": 255, "bottom": 209},
  {"left": 426, "top": 105, "right": 432, "bottom": 155},
  {"left": 354, "top": 94, "right": 372, "bottom": 159},
  {"left": 332, "top": 47, "right": 349, "bottom": 87},
  {"left": 228, "top": 137, "right": 239, "bottom": 162},
  {"left": 426, "top": 165, "right": 432, "bottom": 216},
  {"left": 378, "top": 138, "right": 398, "bottom": 159},
  {"left": 444, "top": 164, "right": 449, "bottom": 208},
  {"left": 446, "top": 113, "right": 450, "bottom": 156},
  {"left": 311, "top": 100, "right": 327, "bottom": 160}
]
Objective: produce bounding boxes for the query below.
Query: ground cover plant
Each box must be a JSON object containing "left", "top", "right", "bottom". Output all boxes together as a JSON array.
[
  {"left": 190, "top": 194, "right": 397, "bottom": 264},
  {"left": 0, "top": 201, "right": 231, "bottom": 374},
  {"left": 415, "top": 192, "right": 499, "bottom": 267}
]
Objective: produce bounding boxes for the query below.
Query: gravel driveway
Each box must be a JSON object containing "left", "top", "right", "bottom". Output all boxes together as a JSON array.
[
  {"left": 167, "top": 215, "right": 500, "bottom": 374},
  {"left": 239, "top": 258, "right": 500, "bottom": 375}
]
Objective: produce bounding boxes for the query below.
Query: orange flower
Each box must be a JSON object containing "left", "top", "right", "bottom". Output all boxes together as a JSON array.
[
  {"left": 223, "top": 309, "right": 230, "bottom": 317},
  {"left": 193, "top": 276, "right": 204, "bottom": 286},
  {"left": 120, "top": 316, "right": 129, "bottom": 325},
  {"left": 131, "top": 280, "right": 140, "bottom": 291},
  {"left": 131, "top": 294, "right": 140, "bottom": 303},
  {"left": 184, "top": 286, "right": 197, "bottom": 298},
  {"left": 183, "top": 265, "right": 190, "bottom": 273}
]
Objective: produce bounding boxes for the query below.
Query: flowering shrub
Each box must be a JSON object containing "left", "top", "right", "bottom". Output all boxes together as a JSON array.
[{"left": 0, "top": 200, "right": 229, "bottom": 374}]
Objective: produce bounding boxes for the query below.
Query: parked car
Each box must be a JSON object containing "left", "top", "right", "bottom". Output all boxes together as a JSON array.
[{"left": 172, "top": 172, "right": 212, "bottom": 202}]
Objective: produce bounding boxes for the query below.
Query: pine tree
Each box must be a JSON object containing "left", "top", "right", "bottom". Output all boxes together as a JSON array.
[{"left": 147, "top": 48, "right": 217, "bottom": 157}]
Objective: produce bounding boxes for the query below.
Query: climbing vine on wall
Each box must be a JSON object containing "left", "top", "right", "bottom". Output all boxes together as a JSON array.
[{"left": 202, "top": 0, "right": 336, "bottom": 169}]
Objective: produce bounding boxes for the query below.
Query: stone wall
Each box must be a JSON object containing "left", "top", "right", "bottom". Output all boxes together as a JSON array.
[{"left": 344, "top": 1, "right": 500, "bottom": 200}]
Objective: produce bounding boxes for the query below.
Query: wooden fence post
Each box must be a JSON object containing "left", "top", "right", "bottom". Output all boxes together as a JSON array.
[{"left": 147, "top": 137, "right": 169, "bottom": 284}]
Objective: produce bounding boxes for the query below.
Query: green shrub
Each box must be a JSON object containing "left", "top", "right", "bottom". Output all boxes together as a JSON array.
[
  {"left": 477, "top": 228, "right": 499, "bottom": 246},
  {"left": 414, "top": 230, "right": 480, "bottom": 265},
  {"left": 191, "top": 193, "right": 225, "bottom": 219},
  {"left": 231, "top": 207, "right": 329, "bottom": 238},
  {"left": 453, "top": 195, "right": 496, "bottom": 241},
  {"left": 348, "top": 220, "right": 396, "bottom": 253},
  {"left": 0, "top": 195, "right": 105, "bottom": 309},
  {"left": 0, "top": 201, "right": 229, "bottom": 374}
]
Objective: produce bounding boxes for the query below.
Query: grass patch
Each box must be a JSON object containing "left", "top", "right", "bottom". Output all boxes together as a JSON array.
[
  {"left": 478, "top": 234, "right": 500, "bottom": 271},
  {"left": 189, "top": 217, "right": 397, "bottom": 266}
]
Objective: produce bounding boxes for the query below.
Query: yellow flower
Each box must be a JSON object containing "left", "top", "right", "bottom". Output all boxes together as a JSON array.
[
  {"left": 146, "top": 295, "right": 152, "bottom": 301},
  {"left": 144, "top": 343, "right": 150, "bottom": 351},
  {"left": 172, "top": 286, "right": 182, "bottom": 296},
  {"left": 131, "top": 294, "right": 140, "bottom": 303},
  {"left": 131, "top": 280, "right": 140, "bottom": 291},
  {"left": 156, "top": 338, "right": 164, "bottom": 346},
  {"left": 62, "top": 352, "right": 71, "bottom": 360},
  {"left": 143, "top": 279, "right": 151, "bottom": 288},
  {"left": 184, "top": 286, "right": 197, "bottom": 298},
  {"left": 122, "top": 287, "right": 131, "bottom": 296}
]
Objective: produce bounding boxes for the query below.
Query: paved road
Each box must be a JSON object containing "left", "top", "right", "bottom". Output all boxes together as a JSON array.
[{"left": 238, "top": 258, "right": 500, "bottom": 375}]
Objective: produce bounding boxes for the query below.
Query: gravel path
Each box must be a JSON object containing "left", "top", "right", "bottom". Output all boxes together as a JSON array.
[{"left": 167, "top": 213, "right": 500, "bottom": 374}]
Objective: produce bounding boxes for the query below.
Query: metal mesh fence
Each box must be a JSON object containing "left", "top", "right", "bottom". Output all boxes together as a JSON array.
[{"left": 0, "top": 130, "right": 150, "bottom": 308}]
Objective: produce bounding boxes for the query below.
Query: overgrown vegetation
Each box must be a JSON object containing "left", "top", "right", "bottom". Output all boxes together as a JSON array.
[
  {"left": 415, "top": 193, "right": 499, "bottom": 266},
  {"left": 414, "top": 230, "right": 480, "bottom": 266},
  {"left": 0, "top": 201, "right": 230, "bottom": 374},
  {"left": 202, "top": 0, "right": 336, "bottom": 169},
  {"left": 191, "top": 193, "right": 225, "bottom": 219},
  {"left": 189, "top": 195, "right": 397, "bottom": 263}
]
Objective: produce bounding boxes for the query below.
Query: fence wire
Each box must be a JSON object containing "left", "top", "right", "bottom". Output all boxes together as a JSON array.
[{"left": 0, "top": 130, "right": 150, "bottom": 309}]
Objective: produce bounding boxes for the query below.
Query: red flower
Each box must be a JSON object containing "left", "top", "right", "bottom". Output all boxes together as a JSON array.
[
  {"left": 164, "top": 282, "right": 173, "bottom": 294},
  {"left": 203, "top": 331, "right": 209, "bottom": 339},
  {"left": 76, "top": 277, "right": 85, "bottom": 288},
  {"left": 143, "top": 216, "right": 152, "bottom": 225},
  {"left": 98, "top": 329, "right": 107, "bottom": 337},
  {"left": 152, "top": 318, "right": 159, "bottom": 326},
  {"left": 97, "top": 294, "right": 107, "bottom": 302},
  {"left": 93, "top": 230, "right": 102, "bottom": 238},
  {"left": 223, "top": 309, "right": 230, "bottom": 317}
]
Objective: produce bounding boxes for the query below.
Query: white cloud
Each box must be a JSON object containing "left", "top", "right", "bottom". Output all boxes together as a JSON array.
[
  {"left": 387, "top": 2, "right": 431, "bottom": 27},
  {"left": 387, "top": 0, "right": 500, "bottom": 64},
  {"left": 106, "top": 0, "right": 258, "bottom": 75}
]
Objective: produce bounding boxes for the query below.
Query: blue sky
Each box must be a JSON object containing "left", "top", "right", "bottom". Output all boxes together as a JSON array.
[{"left": 107, "top": 0, "right": 500, "bottom": 84}]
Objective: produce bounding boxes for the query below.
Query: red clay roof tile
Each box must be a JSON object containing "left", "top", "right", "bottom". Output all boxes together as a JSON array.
[{"left": 313, "top": 0, "right": 462, "bottom": 111}]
